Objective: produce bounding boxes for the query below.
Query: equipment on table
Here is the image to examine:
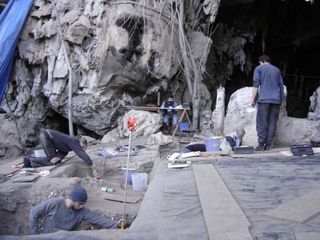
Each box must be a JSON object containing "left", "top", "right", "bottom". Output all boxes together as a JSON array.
[
  {"left": 290, "top": 144, "right": 314, "bottom": 156},
  {"left": 182, "top": 102, "right": 190, "bottom": 108}
]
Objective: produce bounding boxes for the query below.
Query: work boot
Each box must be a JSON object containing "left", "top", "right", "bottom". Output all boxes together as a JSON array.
[
  {"left": 264, "top": 144, "right": 271, "bottom": 151},
  {"left": 265, "top": 142, "right": 273, "bottom": 151},
  {"left": 255, "top": 144, "right": 265, "bottom": 151}
]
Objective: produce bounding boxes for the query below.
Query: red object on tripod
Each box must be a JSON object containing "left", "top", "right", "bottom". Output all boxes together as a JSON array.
[{"left": 127, "top": 117, "right": 137, "bottom": 131}]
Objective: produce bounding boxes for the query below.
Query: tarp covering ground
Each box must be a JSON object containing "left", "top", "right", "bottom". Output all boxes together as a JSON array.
[{"left": 0, "top": 0, "right": 33, "bottom": 105}]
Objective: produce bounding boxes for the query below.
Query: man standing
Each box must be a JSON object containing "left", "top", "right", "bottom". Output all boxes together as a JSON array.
[
  {"left": 29, "top": 186, "right": 124, "bottom": 234},
  {"left": 251, "top": 55, "right": 285, "bottom": 151}
]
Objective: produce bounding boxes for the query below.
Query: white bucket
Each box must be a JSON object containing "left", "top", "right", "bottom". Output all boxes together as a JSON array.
[
  {"left": 131, "top": 173, "right": 148, "bottom": 192},
  {"left": 34, "top": 149, "right": 46, "bottom": 157}
]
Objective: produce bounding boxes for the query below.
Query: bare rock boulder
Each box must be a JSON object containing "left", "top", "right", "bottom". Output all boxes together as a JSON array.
[
  {"left": 147, "top": 132, "right": 173, "bottom": 146},
  {"left": 101, "top": 110, "right": 162, "bottom": 143},
  {"left": 307, "top": 86, "right": 320, "bottom": 120},
  {"left": 0, "top": 116, "right": 23, "bottom": 158},
  {"left": 224, "top": 87, "right": 258, "bottom": 146},
  {"left": 276, "top": 117, "right": 320, "bottom": 145},
  {"left": 223, "top": 86, "right": 320, "bottom": 147}
]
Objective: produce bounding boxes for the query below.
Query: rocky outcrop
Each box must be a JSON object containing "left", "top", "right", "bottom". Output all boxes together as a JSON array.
[
  {"left": 307, "top": 86, "right": 320, "bottom": 120},
  {"left": 101, "top": 110, "right": 162, "bottom": 143},
  {"left": 0, "top": 115, "right": 23, "bottom": 158},
  {"left": 224, "top": 87, "right": 258, "bottom": 145},
  {"left": 276, "top": 116, "right": 320, "bottom": 146},
  {"left": 224, "top": 87, "right": 320, "bottom": 146},
  {"left": 0, "top": 0, "right": 214, "bottom": 158}
]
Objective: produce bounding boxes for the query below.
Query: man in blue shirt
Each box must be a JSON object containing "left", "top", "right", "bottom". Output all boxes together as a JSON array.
[
  {"left": 251, "top": 55, "right": 285, "bottom": 151},
  {"left": 160, "top": 95, "right": 178, "bottom": 128},
  {"left": 29, "top": 187, "right": 124, "bottom": 234}
]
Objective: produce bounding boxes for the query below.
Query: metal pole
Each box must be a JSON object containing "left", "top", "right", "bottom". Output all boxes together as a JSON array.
[
  {"left": 51, "top": 0, "right": 74, "bottom": 137},
  {"left": 122, "top": 130, "right": 132, "bottom": 228}
]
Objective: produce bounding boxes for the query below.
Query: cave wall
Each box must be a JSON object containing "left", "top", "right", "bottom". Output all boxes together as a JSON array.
[
  {"left": 205, "top": 0, "right": 320, "bottom": 117},
  {"left": 2, "top": 0, "right": 183, "bottom": 143},
  {"left": 0, "top": 0, "right": 217, "bottom": 156}
]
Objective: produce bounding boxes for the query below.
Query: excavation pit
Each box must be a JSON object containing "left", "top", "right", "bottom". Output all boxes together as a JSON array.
[{"left": 0, "top": 144, "right": 157, "bottom": 238}]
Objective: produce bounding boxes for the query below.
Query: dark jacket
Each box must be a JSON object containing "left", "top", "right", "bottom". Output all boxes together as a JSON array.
[{"left": 47, "top": 130, "right": 92, "bottom": 166}]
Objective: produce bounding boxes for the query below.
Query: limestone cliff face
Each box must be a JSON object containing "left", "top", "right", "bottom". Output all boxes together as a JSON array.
[{"left": 6, "top": 0, "right": 183, "bottom": 137}]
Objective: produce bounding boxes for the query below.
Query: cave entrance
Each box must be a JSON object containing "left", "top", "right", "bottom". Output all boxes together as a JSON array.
[{"left": 206, "top": 0, "right": 320, "bottom": 117}]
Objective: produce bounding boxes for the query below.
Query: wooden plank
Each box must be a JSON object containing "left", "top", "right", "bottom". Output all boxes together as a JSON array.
[
  {"left": 263, "top": 189, "right": 320, "bottom": 223},
  {"left": 12, "top": 174, "right": 40, "bottom": 183},
  {"left": 193, "top": 164, "right": 252, "bottom": 240},
  {"left": 231, "top": 152, "right": 282, "bottom": 158},
  {"left": 231, "top": 147, "right": 291, "bottom": 158},
  {"left": 125, "top": 105, "right": 159, "bottom": 112},
  {"left": 173, "top": 154, "right": 226, "bottom": 163},
  {"left": 104, "top": 193, "right": 141, "bottom": 204}
]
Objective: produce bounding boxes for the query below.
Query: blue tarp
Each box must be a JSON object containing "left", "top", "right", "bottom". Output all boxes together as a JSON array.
[{"left": 0, "top": 0, "right": 33, "bottom": 105}]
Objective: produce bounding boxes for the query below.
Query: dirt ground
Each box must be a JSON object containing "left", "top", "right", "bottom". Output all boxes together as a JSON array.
[{"left": 0, "top": 140, "right": 159, "bottom": 236}]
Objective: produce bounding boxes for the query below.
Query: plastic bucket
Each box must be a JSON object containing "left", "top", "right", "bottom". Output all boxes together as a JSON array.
[
  {"left": 204, "top": 136, "right": 223, "bottom": 152},
  {"left": 131, "top": 173, "right": 148, "bottom": 192},
  {"left": 122, "top": 166, "right": 138, "bottom": 185}
]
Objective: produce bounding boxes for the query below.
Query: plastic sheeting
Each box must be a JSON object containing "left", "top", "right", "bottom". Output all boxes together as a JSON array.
[
  {"left": 0, "top": 0, "right": 33, "bottom": 105},
  {"left": 124, "top": 162, "right": 209, "bottom": 240}
]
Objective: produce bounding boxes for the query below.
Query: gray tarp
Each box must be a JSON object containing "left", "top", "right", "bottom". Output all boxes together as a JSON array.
[{"left": 124, "top": 162, "right": 208, "bottom": 240}]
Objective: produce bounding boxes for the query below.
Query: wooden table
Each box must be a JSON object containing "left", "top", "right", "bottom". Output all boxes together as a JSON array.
[
  {"left": 159, "top": 107, "right": 191, "bottom": 137},
  {"left": 125, "top": 105, "right": 159, "bottom": 112}
]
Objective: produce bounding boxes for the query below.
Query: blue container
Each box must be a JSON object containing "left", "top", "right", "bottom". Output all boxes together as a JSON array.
[
  {"left": 122, "top": 166, "right": 138, "bottom": 185},
  {"left": 204, "top": 137, "right": 223, "bottom": 152}
]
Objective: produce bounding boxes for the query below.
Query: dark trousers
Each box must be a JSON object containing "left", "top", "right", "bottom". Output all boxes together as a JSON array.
[
  {"left": 22, "top": 129, "right": 57, "bottom": 168},
  {"left": 256, "top": 103, "right": 280, "bottom": 146},
  {"left": 23, "top": 156, "right": 52, "bottom": 168},
  {"left": 39, "top": 129, "right": 57, "bottom": 159}
]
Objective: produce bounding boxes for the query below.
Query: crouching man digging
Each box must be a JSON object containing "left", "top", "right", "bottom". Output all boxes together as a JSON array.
[
  {"left": 29, "top": 187, "right": 125, "bottom": 234},
  {"left": 22, "top": 129, "right": 99, "bottom": 178}
]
